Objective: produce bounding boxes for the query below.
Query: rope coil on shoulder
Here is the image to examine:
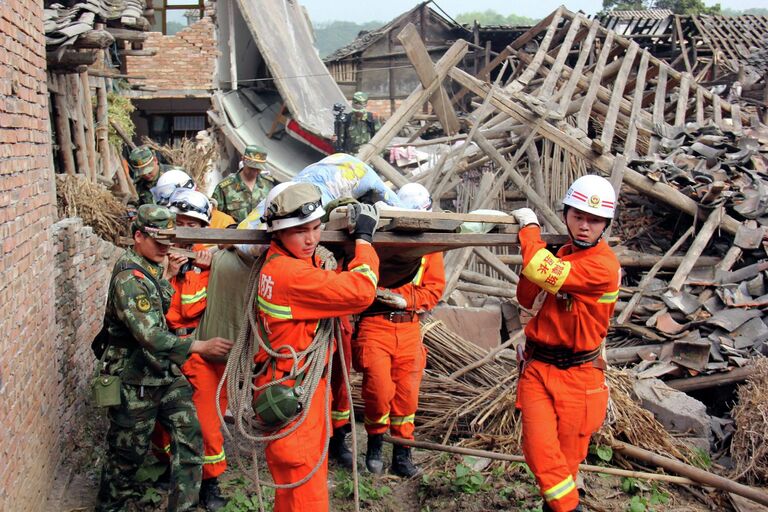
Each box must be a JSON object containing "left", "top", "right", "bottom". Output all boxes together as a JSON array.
[{"left": 215, "top": 247, "right": 361, "bottom": 512}]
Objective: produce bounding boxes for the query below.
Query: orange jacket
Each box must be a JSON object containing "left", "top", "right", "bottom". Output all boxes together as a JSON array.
[
  {"left": 256, "top": 242, "right": 379, "bottom": 371},
  {"left": 388, "top": 252, "right": 445, "bottom": 312},
  {"left": 166, "top": 244, "right": 210, "bottom": 332},
  {"left": 516, "top": 225, "right": 620, "bottom": 352},
  {"left": 210, "top": 209, "right": 236, "bottom": 229}
]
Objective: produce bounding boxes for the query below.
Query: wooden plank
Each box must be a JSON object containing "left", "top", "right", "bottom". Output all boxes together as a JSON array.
[
  {"left": 653, "top": 65, "right": 667, "bottom": 125},
  {"left": 474, "top": 246, "right": 519, "bottom": 284},
  {"left": 508, "top": 9, "right": 563, "bottom": 93},
  {"left": 624, "top": 50, "right": 649, "bottom": 158},
  {"left": 673, "top": 15, "right": 692, "bottom": 74},
  {"left": 397, "top": 23, "right": 460, "bottom": 135},
  {"left": 558, "top": 21, "right": 601, "bottom": 113},
  {"left": 600, "top": 41, "right": 639, "bottom": 153},
  {"left": 356, "top": 40, "right": 467, "bottom": 163},
  {"left": 695, "top": 87, "right": 704, "bottom": 125},
  {"left": 447, "top": 67, "right": 743, "bottom": 236},
  {"left": 369, "top": 154, "right": 409, "bottom": 188},
  {"left": 667, "top": 207, "right": 723, "bottom": 293},
  {"left": 731, "top": 103, "right": 743, "bottom": 132},
  {"left": 713, "top": 93, "right": 723, "bottom": 128},
  {"left": 52, "top": 75, "right": 76, "bottom": 175},
  {"left": 105, "top": 27, "right": 148, "bottom": 42},
  {"left": 675, "top": 73, "right": 691, "bottom": 126},
  {"left": 539, "top": 16, "right": 582, "bottom": 99},
  {"left": 577, "top": 31, "right": 614, "bottom": 133},
  {"left": 79, "top": 71, "right": 99, "bottom": 179}
]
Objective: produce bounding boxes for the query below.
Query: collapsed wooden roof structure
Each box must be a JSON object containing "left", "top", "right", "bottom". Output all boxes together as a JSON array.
[{"left": 332, "top": 6, "right": 768, "bottom": 387}]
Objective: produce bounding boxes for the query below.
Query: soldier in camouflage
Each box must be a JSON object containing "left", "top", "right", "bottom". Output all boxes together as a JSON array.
[
  {"left": 211, "top": 145, "right": 274, "bottom": 223},
  {"left": 129, "top": 146, "right": 174, "bottom": 207},
  {"left": 337, "top": 91, "right": 381, "bottom": 155},
  {"left": 96, "top": 204, "right": 233, "bottom": 512}
]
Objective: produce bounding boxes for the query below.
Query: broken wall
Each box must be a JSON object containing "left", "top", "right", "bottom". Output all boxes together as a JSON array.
[
  {"left": 0, "top": 0, "right": 59, "bottom": 508},
  {"left": 126, "top": 16, "right": 218, "bottom": 95}
]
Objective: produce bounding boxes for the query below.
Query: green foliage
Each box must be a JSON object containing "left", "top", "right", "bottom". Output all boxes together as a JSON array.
[
  {"left": 219, "top": 474, "right": 273, "bottom": 512},
  {"left": 622, "top": 479, "right": 670, "bottom": 512},
  {"left": 138, "top": 487, "right": 163, "bottom": 506},
  {"left": 589, "top": 443, "right": 614, "bottom": 463},
  {"left": 450, "top": 463, "right": 491, "bottom": 494},
  {"left": 106, "top": 92, "right": 135, "bottom": 150},
  {"left": 313, "top": 20, "right": 385, "bottom": 58},
  {"left": 332, "top": 470, "right": 391, "bottom": 502},
  {"left": 455, "top": 9, "right": 539, "bottom": 26},
  {"left": 602, "top": 0, "right": 721, "bottom": 15},
  {"left": 688, "top": 447, "right": 712, "bottom": 469}
]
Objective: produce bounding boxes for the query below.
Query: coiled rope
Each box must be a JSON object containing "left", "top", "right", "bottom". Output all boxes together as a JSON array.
[{"left": 216, "top": 249, "right": 361, "bottom": 512}]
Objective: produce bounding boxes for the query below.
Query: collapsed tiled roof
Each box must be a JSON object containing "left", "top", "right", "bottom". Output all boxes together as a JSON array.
[
  {"left": 44, "top": 0, "right": 148, "bottom": 48},
  {"left": 608, "top": 9, "right": 673, "bottom": 19}
]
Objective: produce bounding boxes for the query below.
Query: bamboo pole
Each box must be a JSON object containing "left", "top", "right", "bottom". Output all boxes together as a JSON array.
[
  {"left": 95, "top": 80, "right": 111, "bottom": 177},
  {"left": 79, "top": 71, "right": 98, "bottom": 179},
  {"left": 384, "top": 436, "right": 696, "bottom": 485},
  {"left": 667, "top": 207, "right": 723, "bottom": 293},
  {"left": 52, "top": 74, "right": 76, "bottom": 175},
  {"left": 70, "top": 74, "right": 92, "bottom": 178},
  {"left": 612, "top": 441, "right": 768, "bottom": 507}
]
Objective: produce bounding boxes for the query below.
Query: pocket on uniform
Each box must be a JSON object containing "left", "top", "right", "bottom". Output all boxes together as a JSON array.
[
  {"left": 581, "top": 382, "right": 610, "bottom": 436},
  {"left": 107, "top": 385, "right": 136, "bottom": 428}
]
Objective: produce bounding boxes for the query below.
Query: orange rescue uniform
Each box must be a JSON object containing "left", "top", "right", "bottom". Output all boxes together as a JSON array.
[
  {"left": 515, "top": 225, "right": 620, "bottom": 512},
  {"left": 354, "top": 252, "right": 445, "bottom": 440},
  {"left": 255, "top": 241, "right": 379, "bottom": 512},
  {"left": 152, "top": 244, "right": 228, "bottom": 479}
]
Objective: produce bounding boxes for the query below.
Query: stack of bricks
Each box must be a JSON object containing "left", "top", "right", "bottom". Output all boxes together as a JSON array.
[
  {"left": 0, "top": 0, "right": 60, "bottom": 509},
  {"left": 125, "top": 17, "right": 218, "bottom": 93},
  {"left": 52, "top": 219, "right": 123, "bottom": 441}
]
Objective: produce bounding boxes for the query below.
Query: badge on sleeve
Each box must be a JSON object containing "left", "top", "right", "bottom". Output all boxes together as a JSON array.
[{"left": 135, "top": 294, "right": 151, "bottom": 312}]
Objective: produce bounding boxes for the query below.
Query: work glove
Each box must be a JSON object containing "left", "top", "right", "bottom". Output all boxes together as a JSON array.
[
  {"left": 321, "top": 197, "right": 359, "bottom": 223},
  {"left": 511, "top": 208, "right": 539, "bottom": 228},
  {"left": 348, "top": 203, "right": 379, "bottom": 243},
  {"left": 376, "top": 289, "right": 407, "bottom": 309}
]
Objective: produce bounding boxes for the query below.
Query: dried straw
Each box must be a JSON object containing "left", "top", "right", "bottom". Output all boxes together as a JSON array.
[
  {"left": 352, "top": 319, "right": 691, "bottom": 464},
  {"left": 730, "top": 358, "right": 768, "bottom": 484},
  {"left": 55, "top": 174, "right": 129, "bottom": 244},
  {"left": 143, "top": 136, "right": 215, "bottom": 191}
]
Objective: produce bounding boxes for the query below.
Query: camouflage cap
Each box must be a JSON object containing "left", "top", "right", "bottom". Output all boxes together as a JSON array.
[
  {"left": 243, "top": 145, "right": 268, "bottom": 167},
  {"left": 352, "top": 91, "right": 369, "bottom": 105},
  {"left": 128, "top": 146, "right": 156, "bottom": 176},
  {"left": 132, "top": 204, "right": 175, "bottom": 245}
]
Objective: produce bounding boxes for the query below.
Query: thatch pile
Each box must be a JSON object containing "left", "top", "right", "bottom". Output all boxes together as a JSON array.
[
  {"left": 730, "top": 357, "right": 768, "bottom": 484},
  {"left": 55, "top": 174, "right": 129, "bottom": 244},
  {"left": 353, "top": 319, "right": 691, "bottom": 463},
  {"left": 143, "top": 137, "right": 215, "bottom": 191}
]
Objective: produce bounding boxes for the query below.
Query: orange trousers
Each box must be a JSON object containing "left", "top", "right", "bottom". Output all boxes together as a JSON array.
[
  {"left": 330, "top": 316, "right": 353, "bottom": 430},
  {"left": 152, "top": 354, "right": 228, "bottom": 479},
  {"left": 353, "top": 316, "right": 426, "bottom": 440},
  {"left": 255, "top": 371, "right": 330, "bottom": 512},
  {"left": 516, "top": 359, "right": 609, "bottom": 512}
]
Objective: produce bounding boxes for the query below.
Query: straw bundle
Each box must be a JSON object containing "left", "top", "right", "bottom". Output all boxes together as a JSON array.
[
  {"left": 55, "top": 174, "right": 129, "bottom": 244},
  {"left": 730, "top": 358, "right": 768, "bottom": 484},
  {"left": 143, "top": 137, "right": 215, "bottom": 191}
]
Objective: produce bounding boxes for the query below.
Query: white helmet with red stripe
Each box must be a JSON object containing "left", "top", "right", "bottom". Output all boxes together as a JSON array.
[{"left": 562, "top": 175, "right": 616, "bottom": 219}]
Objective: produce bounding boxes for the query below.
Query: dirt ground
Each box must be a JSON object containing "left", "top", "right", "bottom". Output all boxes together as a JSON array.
[{"left": 48, "top": 411, "right": 739, "bottom": 512}]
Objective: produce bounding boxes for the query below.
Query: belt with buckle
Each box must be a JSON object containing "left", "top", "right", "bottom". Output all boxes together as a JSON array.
[
  {"left": 175, "top": 327, "right": 194, "bottom": 336},
  {"left": 368, "top": 311, "right": 416, "bottom": 323},
  {"left": 527, "top": 339, "right": 603, "bottom": 370}
]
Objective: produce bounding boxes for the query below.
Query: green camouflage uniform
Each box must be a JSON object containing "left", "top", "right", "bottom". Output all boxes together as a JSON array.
[
  {"left": 133, "top": 163, "right": 172, "bottom": 207},
  {"left": 96, "top": 205, "right": 203, "bottom": 512},
  {"left": 343, "top": 111, "right": 381, "bottom": 154},
  {"left": 211, "top": 171, "right": 273, "bottom": 223},
  {"left": 128, "top": 146, "right": 172, "bottom": 207}
]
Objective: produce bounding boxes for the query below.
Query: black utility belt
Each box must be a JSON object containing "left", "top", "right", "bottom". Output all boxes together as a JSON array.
[
  {"left": 361, "top": 311, "right": 417, "bottom": 323},
  {"left": 527, "top": 340, "right": 603, "bottom": 370}
]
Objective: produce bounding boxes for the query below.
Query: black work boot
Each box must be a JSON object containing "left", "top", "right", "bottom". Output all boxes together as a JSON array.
[
  {"left": 200, "top": 477, "right": 228, "bottom": 511},
  {"left": 390, "top": 445, "right": 421, "bottom": 478},
  {"left": 543, "top": 501, "right": 582, "bottom": 512},
  {"left": 365, "top": 434, "right": 384, "bottom": 474},
  {"left": 329, "top": 426, "right": 354, "bottom": 469}
]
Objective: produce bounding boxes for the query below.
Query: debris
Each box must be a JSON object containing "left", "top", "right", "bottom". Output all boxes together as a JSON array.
[{"left": 730, "top": 358, "right": 768, "bottom": 484}]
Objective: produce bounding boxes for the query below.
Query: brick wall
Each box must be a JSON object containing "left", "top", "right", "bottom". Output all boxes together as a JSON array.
[
  {"left": 125, "top": 17, "right": 217, "bottom": 92},
  {"left": 0, "top": 0, "right": 58, "bottom": 509},
  {"left": 52, "top": 219, "right": 123, "bottom": 439}
]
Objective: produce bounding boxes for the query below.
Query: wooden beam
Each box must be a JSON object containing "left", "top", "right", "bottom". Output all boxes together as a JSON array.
[
  {"left": 600, "top": 41, "right": 638, "bottom": 153},
  {"left": 117, "top": 49, "right": 157, "bottom": 57},
  {"left": 356, "top": 39, "right": 468, "bottom": 163},
  {"left": 73, "top": 29, "right": 115, "bottom": 49},
  {"left": 106, "top": 27, "right": 149, "bottom": 42},
  {"left": 79, "top": 71, "right": 99, "bottom": 179},
  {"left": 667, "top": 207, "right": 723, "bottom": 294},
  {"left": 397, "top": 23, "right": 460, "bottom": 135},
  {"left": 52, "top": 75, "right": 76, "bottom": 175}
]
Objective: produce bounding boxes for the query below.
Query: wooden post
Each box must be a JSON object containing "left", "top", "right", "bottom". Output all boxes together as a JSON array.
[
  {"left": 79, "top": 71, "right": 99, "bottom": 179},
  {"left": 95, "top": 80, "right": 112, "bottom": 177},
  {"left": 356, "top": 40, "right": 468, "bottom": 163},
  {"left": 52, "top": 74, "right": 76, "bottom": 175},
  {"left": 227, "top": 0, "right": 238, "bottom": 90},
  {"left": 69, "top": 74, "right": 91, "bottom": 178}
]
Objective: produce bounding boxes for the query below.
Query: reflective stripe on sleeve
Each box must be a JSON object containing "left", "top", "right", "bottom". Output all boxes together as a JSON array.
[
  {"left": 331, "top": 410, "right": 351, "bottom": 421},
  {"left": 389, "top": 414, "right": 415, "bottom": 426},
  {"left": 180, "top": 287, "right": 207, "bottom": 305},
  {"left": 257, "top": 296, "right": 293, "bottom": 319},
  {"left": 203, "top": 449, "right": 226, "bottom": 465},
  {"left": 521, "top": 248, "right": 571, "bottom": 294},
  {"left": 411, "top": 257, "right": 427, "bottom": 286},
  {"left": 597, "top": 289, "right": 619, "bottom": 303},
  {"left": 350, "top": 263, "right": 378, "bottom": 287},
  {"left": 364, "top": 412, "right": 390, "bottom": 426}
]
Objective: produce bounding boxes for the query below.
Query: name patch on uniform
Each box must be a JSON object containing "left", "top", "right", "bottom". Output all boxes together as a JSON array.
[{"left": 135, "top": 294, "right": 151, "bottom": 312}]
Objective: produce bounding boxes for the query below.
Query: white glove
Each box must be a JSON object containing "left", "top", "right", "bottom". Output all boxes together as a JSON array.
[
  {"left": 512, "top": 208, "right": 539, "bottom": 227},
  {"left": 376, "top": 289, "right": 408, "bottom": 309}
]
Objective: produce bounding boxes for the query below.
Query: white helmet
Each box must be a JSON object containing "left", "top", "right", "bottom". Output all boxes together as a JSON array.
[
  {"left": 261, "top": 182, "right": 325, "bottom": 233},
  {"left": 168, "top": 188, "right": 211, "bottom": 226},
  {"left": 397, "top": 183, "right": 432, "bottom": 211},
  {"left": 151, "top": 168, "right": 196, "bottom": 205},
  {"left": 562, "top": 175, "right": 616, "bottom": 219}
]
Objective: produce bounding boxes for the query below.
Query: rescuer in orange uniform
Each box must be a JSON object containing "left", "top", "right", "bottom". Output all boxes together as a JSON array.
[
  {"left": 354, "top": 183, "right": 445, "bottom": 477},
  {"left": 254, "top": 182, "right": 380, "bottom": 511},
  {"left": 512, "top": 175, "right": 621, "bottom": 512},
  {"left": 151, "top": 188, "right": 230, "bottom": 511}
]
